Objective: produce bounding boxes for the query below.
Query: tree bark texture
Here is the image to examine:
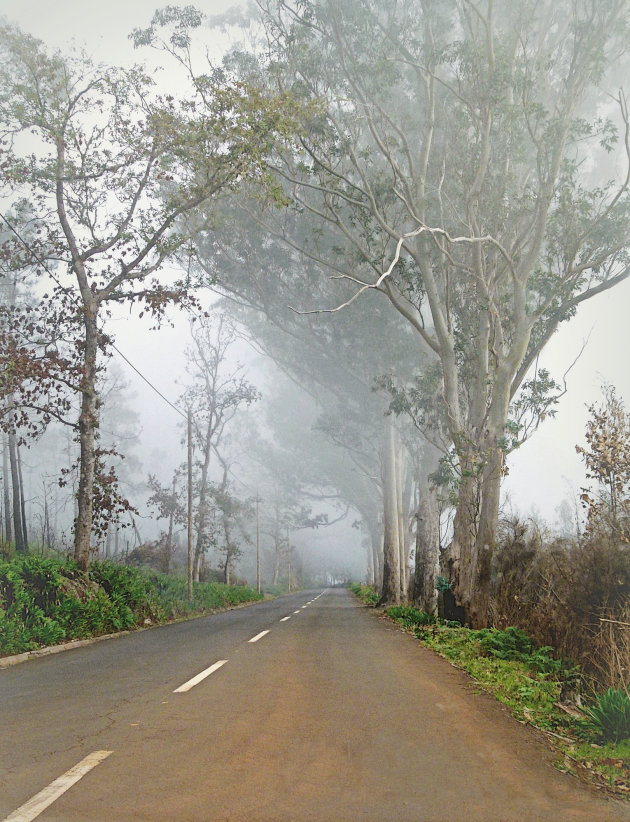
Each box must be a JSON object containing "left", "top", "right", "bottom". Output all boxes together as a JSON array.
[
  {"left": 380, "top": 418, "right": 402, "bottom": 606},
  {"left": 17, "top": 443, "right": 27, "bottom": 548},
  {"left": 8, "top": 430, "right": 24, "bottom": 553},
  {"left": 73, "top": 301, "right": 99, "bottom": 572},
  {"left": 412, "top": 456, "right": 441, "bottom": 615},
  {"left": 3, "top": 439, "right": 12, "bottom": 545}
]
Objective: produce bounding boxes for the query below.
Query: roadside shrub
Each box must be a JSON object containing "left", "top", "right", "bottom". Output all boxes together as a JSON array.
[
  {"left": 350, "top": 582, "right": 373, "bottom": 604},
  {"left": 90, "top": 562, "right": 154, "bottom": 616},
  {"left": 479, "top": 626, "right": 533, "bottom": 661},
  {"left": 387, "top": 606, "right": 437, "bottom": 628},
  {"left": 145, "top": 572, "right": 263, "bottom": 620},
  {"left": 477, "top": 626, "right": 570, "bottom": 679},
  {"left": 584, "top": 687, "right": 630, "bottom": 744},
  {"left": 0, "top": 554, "right": 264, "bottom": 656},
  {"left": 350, "top": 583, "right": 379, "bottom": 606}
]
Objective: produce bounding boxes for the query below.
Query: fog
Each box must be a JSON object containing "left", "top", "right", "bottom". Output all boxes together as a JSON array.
[{"left": 2, "top": 0, "right": 630, "bottom": 590}]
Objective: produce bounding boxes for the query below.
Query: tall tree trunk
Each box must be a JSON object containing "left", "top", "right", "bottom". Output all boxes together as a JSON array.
[
  {"left": 222, "top": 513, "right": 233, "bottom": 585},
  {"left": 412, "top": 445, "right": 442, "bottom": 614},
  {"left": 449, "top": 458, "right": 480, "bottom": 624},
  {"left": 364, "top": 511, "right": 382, "bottom": 590},
  {"left": 365, "top": 539, "right": 374, "bottom": 586},
  {"left": 194, "top": 424, "right": 213, "bottom": 583},
  {"left": 454, "top": 377, "right": 511, "bottom": 627},
  {"left": 400, "top": 454, "right": 414, "bottom": 602},
  {"left": 17, "top": 443, "right": 28, "bottom": 549},
  {"left": 194, "top": 550, "right": 204, "bottom": 582},
  {"left": 3, "top": 439, "right": 12, "bottom": 545},
  {"left": 468, "top": 451, "right": 502, "bottom": 627},
  {"left": 74, "top": 300, "right": 99, "bottom": 572},
  {"left": 105, "top": 523, "right": 112, "bottom": 559},
  {"left": 380, "top": 418, "right": 401, "bottom": 605},
  {"left": 164, "top": 475, "right": 176, "bottom": 574},
  {"left": 413, "top": 474, "right": 440, "bottom": 615},
  {"left": 395, "top": 430, "right": 408, "bottom": 600},
  {"left": 8, "top": 430, "right": 25, "bottom": 553},
  {"left": 42, "top": 481, "right": 51, "bottom": 552},
  {"left": 450, "top": 435, "right": 507, "bottom": 626}
]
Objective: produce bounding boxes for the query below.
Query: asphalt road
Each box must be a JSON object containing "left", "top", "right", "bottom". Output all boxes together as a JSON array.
[{"left": 1, "top": 588, "right": 629, "bottom": 821}]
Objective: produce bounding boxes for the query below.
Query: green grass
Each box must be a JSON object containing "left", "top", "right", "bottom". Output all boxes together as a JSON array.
[
  {"left": 350, "top": 582, "right": 379, "bottom": 606},
  {"left": 563, "top": 739, "right": 630, "bottom": 795},
  {"left": 0, "top": 553, "right": 264, "bottom": 656},
  {"left": 384, "top": 604, "right": 630, "bottom": 797}
]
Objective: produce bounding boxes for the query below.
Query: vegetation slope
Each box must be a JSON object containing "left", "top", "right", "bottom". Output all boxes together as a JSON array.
[{"left": 0, "top": 553, "right": 263, "bottom": 657}]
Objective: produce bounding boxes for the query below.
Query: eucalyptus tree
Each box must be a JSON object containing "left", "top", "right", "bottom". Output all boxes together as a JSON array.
[
  {"left": 0, "top": 23, "right": 297, "bottom": 570},
  {"left": 193, "top": 192, "right": 432, "bottom": 602},
  {"left": 126, "top": 5, "right": 440, "bottom": 603},
  {"left": 251, "top": 0, "right": 630, "bottom": 625}
]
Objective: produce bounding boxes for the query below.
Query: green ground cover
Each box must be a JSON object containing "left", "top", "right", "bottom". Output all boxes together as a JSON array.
[{"left": 0, "top": 553, "right": 263, "bottom": 656}]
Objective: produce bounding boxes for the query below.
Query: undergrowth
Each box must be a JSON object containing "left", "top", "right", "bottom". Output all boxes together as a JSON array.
[
  {"left": 0, "top": 554, "right": 263, "bottom": 656},
  {"left": 350, "top": 582, "right": 379, "bottom": 606}
]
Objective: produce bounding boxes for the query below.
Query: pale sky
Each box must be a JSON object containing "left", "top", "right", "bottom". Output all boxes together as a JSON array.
[{"left": 2, "top": 0, "right": 630, "bottom": 528}]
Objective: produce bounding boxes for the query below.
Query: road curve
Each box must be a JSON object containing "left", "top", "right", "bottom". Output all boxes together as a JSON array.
[{"left": 1, "top": 588, "right": 628, "bottom": 821}]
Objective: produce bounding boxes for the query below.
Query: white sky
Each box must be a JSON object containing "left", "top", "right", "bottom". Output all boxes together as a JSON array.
[{"left": 2, "top": 0, "right": 630, "bottom": 528}]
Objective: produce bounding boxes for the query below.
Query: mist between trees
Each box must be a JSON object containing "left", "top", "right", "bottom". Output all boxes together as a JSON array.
[{"left": 2, "top": 0, "right": 630, "bottom": 645}]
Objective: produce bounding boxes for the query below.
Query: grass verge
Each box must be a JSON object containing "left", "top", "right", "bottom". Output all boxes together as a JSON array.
[
  {"left": 350, "top": 582, "right": 380, "bottom": 606},
  {"left": 0, "top": 553, "right": 264, "bottom": 656},
  {"left": 351, "top": 585, "right": 630, "bottom": 798}
]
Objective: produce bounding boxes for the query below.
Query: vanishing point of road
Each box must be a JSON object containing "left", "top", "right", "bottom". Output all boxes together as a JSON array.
[{"left": 1, "top": 588, "right": 628, "bottom": 821}]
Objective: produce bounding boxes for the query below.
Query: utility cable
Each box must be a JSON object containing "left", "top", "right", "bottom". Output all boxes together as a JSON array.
[
  {"left": 0, "top": 211, "right": 186, "bottom": 421},
  {"left": 1, "top": 213, "right": 261, "bottom": 499}
]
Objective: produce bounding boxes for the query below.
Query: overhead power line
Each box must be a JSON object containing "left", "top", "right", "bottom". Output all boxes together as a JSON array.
[
  {"left": 0, "top": 211, "right": 186, "bottom": 421},
  {"left": 109, "top": 342, "right": 186, "bottom": 420},
  {"left": 1, "top": 212, "right": 262, "bottom": 502}
]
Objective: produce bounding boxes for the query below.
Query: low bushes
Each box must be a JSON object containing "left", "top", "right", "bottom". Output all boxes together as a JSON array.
[
  {"left": 385, "top": 608, "right": 570, "bottom": 731},
  {"left": 146, "top": 572, "right": 264, "bottom": 620},
  {"left": 0, "top": 553, "right": 263, "bottom": 656},
  {"left": 386, "top": 605, "right": 437, "bottom": 629},
  {"left": 349, "top": 582, "right": 379, "bottom": 606},
  {"left": 0, "top": 555, "right": 142, "bottom": 654}
]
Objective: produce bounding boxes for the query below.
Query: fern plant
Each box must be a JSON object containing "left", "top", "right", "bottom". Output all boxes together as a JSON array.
[{"left": 479, "top": 626, "right": 533, "bottom": 661}]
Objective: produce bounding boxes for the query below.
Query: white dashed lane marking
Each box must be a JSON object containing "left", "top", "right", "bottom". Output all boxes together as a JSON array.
[
  {"left": 173, "top": 660, "right": 228, "bottom": 693},
  {"left": 248, "top": 630, "right": 270, "bottom": 643},
  {"left": 3, "top": 751, "right": 113, "bottom": 822}
]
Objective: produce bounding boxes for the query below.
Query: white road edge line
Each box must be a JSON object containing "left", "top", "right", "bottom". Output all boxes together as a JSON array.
[
  {"left": 280, "top": 616, "right": 291, "bottom": 622},
  {"left": 3, "top": 750, "right": 113, "bottom": 822},
  {"left": 249, "top": 630, "right": 270, "bottom": 643},
  {"left": 173, "top": 660, "right": 228, "bottom": 693}
]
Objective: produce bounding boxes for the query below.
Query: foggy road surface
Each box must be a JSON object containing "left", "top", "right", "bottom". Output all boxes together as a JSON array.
[{"left": 2, "top": 588, "right": 629, "bottom": 821}]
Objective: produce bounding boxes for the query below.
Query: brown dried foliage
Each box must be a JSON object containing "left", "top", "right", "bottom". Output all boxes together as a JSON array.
[{"left": 491, "top": 517, "right": 630, "bottom": 691}]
